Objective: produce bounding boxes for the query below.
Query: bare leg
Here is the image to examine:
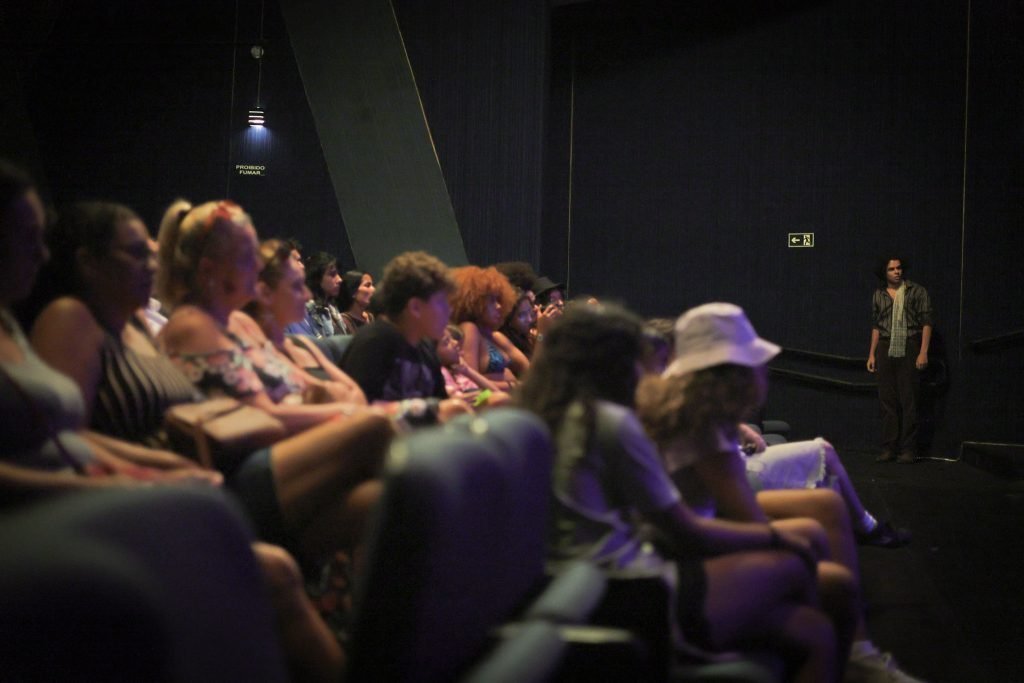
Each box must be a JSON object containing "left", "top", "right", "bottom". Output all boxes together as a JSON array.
[
  {"left": 820, "top": 441, "right": 874, "bottom": 534},
  {"left": 297, "top": 479, "right": 383, "bottom": 566},
  {"left": 768, "top": 516, "right": 832, "bottom": 562},
  {"left": 702, "top": 551, "right": 837, "bottom": 683},
  {"left": 815, "top": 560, "right": 858, "bottom": 680},
  {"left": 253, "top": 542, "right": 344, "bottom": 683},
  {"left": 758, "top": 489, "right": 859, "bottom": 583},
  {"left": 766, "top": 517, "right": 858, "bottom": 677},
  {"left": 758, "top": 488, "right": 868, "bottom": 643},
  {"left": 269, "top": 412, "right": 394, "bottom": 562}
]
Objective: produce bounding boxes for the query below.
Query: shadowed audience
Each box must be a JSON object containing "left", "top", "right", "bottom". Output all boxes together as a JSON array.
[{"left": 3, "top": 153, "right": 924, "bottom": 681}]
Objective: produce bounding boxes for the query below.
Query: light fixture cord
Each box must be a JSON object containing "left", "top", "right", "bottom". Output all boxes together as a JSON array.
[{"left": 255, "top": 0, "right": 266, "bottom": 106}]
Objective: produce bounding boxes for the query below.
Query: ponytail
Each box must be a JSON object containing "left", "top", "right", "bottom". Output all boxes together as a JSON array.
[{"left": 155, "top": 198, "right": 193, "bottom": 309}]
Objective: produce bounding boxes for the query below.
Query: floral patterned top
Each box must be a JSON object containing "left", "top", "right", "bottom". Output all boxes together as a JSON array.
[
  {"left": 172, "top": 331, "right": 306, "bottom": 404},
  {"left": 441, "top": 366, "right": 480, "bottom": 397}
]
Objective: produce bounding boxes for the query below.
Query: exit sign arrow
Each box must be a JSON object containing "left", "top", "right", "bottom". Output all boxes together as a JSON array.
[{"left": 788, "top": 232, "right": 815, "bottom": 248}]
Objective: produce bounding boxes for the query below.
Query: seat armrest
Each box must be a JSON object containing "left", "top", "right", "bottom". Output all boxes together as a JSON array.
[
  {"left": 462, "top": 621, "right": 566, "bottom": 683},
  {"left": 523, "top": 560, "right": 607, "bottom": 624},
  {"left": 492, "top": 622, "right": 652, "bottom": 683},
  {"left": 759, "top": 420, "right": 790, "bottom": 436}
]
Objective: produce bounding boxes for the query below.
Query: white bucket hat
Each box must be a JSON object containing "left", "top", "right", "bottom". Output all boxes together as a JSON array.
[{"left": 663, "top": 302, "right": 781, "bottom": 378}]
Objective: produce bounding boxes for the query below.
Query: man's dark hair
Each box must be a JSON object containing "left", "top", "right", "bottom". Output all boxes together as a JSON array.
[
  {"left": 377, "top": 251, "right": 452, "bottom": 318},
  {"left": 874, "top": 255, "right": 906, "bottom": 284}
]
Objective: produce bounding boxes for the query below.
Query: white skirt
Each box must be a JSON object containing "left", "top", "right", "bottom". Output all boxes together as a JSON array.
[{"left": 743, "top": 437, "right": 829, "bottom": 492}]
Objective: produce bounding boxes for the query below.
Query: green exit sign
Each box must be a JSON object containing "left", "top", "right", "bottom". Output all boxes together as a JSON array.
[{"left": 788, "top": 233, "right": 815, "bottom": 248}]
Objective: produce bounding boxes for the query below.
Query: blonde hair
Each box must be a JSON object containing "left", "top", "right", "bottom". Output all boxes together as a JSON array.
[
  {"left": 156, "top": 199, "right": 253, "bottom": 309},
  {"left": 637, "top": 365, "right": 761, "bottom": 453}
]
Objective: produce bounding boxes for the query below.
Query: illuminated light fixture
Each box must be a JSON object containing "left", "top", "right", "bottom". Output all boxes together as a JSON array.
[{"left": 245, "top": 4, "right": 267, "bottom": 129}]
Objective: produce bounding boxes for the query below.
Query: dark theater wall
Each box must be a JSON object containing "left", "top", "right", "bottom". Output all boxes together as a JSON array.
[
  {"left": 546, "top": 1, "right": 1023, "bottom": 453},
  {"left": 4, "top": 0, "right": 549, "bottom": 273},
  {"left": 954, "top": 1, "right": 1024, "bottom": 450},
  {"left": 393, "top": 0, "right": 549, "bottom": 268},
  {"left": 5, "top": 0, "right": 353, "bottom": 267},
  {"left": 4, "top": 1, "right": 1020, "bottom": 454}
]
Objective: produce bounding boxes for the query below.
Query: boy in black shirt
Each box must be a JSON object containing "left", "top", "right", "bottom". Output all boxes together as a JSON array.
[{"left": 340, "top": 252, "right": 456, "bottom": 407}]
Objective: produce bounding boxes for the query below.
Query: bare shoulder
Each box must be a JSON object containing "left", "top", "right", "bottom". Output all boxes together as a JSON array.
[
  {"left": 31, "top": 297, "right": 103, "bottom": 349},
  {"left": 228, "top": 310, "right": 268, "bottom": 345},
  {"left": 491, "top": 330, "right": 515, "bottom": 349},
  {"left": 159, "top": 305, "right": 225, "bottom": 354}
]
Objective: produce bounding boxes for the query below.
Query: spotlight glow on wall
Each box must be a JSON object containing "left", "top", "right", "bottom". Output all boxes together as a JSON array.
[{"left": 248, "top": 108, "right": 265, "bottom": 127}]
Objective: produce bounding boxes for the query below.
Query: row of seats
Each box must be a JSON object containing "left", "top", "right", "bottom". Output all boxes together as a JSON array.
[
  {"left": 0, "top": 408, "right": 782, "bottom": 681},
  {"left": 348, "top": 408, "right": 781, "bottom": 682}
]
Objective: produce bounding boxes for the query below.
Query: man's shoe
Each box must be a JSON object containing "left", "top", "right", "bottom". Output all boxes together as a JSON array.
[
  {"left": 846, "top": 641, "right": 924, "bottom": 682},
  {"left": 856, "top": 521, "right": 912, "bottom": 549},
  {"left": 896, "top": 451, "right": 916, "bottom": 464},
  {"left": 875, "top": 451, "right": 896, "bottom": 463}
]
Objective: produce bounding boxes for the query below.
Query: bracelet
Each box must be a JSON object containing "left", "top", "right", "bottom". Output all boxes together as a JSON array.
[{"left": 397, "top": 397, "right": 440, "bottom": 428}]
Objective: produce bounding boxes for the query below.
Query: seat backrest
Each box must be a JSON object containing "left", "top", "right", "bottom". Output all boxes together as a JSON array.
[
  {"left": 0, "top": 487, "right": 288, "bottom": 683},
  {"left": 347, "top": 408, "right": 554, "bottom": 683}
]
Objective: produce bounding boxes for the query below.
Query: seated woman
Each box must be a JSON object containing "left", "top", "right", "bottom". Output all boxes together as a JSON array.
[
  {"left": 2, "top": 172, "right": 216, "bottom": 494},
  {"left": 304, "top": 251, "right": 346, "bottom": 338},
  {"left": 735, "top": 425, "right": 911, "bottom": 548},
  {"left": 498, "top": 289, "right": 537, "bottom": 360},
  {"left": 517, "top": 302, "right": 855, "bottom": 683},
  {"left": 337, "top": 269, "right": 375, "bottom": 335},
  {"left": 449, "top": 266, "right": 529, "bottom": 391},
  {"left": 0, "top": 167, "right": 342, "bottom": 682},
  {"left": 31, "top": 199, "right": 393, "bottom": 575},
  {"left": 245, "top": 239, "right": 366, "bottom": 402},
  {"left": 644, "top": 312, "right": 910, "bottom": 549},
  {"left": 636, "top": 302, "right": 922, "bottom": 683}
]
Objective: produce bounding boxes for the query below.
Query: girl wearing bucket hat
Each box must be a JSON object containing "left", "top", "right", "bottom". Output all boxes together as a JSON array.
[
  {"left": 647, "top": 303, "right": 910, "bottom": 548},
  {"left": 519, "top": 302, "right": 854, "bottom": 683},
  {"left": 639, "top": 303, "right": 922, "bottom": 683}
]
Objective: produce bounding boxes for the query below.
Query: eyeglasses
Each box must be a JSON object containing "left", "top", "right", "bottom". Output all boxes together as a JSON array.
[{"left": 111, "top": 242, "right": 156, "bottom": 263}]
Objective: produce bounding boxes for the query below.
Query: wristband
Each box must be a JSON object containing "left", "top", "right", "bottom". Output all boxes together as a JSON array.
[{"left": 398, "top": 397, "right": 440, "bottom": 428}]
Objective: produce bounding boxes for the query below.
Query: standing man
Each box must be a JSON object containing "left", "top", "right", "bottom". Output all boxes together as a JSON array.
[{"left": 867, "top": 257, "right": 933, "bottom": 463}]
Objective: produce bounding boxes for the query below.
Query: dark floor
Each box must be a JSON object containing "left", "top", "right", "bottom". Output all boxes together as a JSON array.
[{"left": 843, "top": 449, "right": 1024, "bottom": 682}]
